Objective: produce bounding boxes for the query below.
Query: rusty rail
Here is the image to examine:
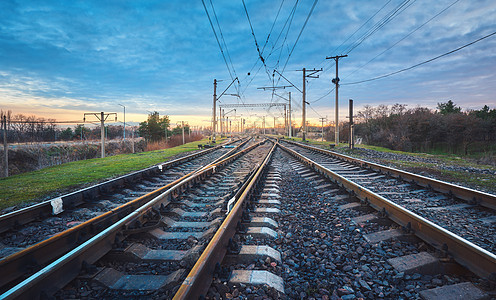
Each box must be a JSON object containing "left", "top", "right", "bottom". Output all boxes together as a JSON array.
[{"left": 279, "top": 141, "right": 496, "bottom": 279}]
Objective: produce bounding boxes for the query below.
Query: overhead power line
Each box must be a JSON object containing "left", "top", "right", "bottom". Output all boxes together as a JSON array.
[
  {"left": 209, "top": 0, "right": 238, "bottom": 83},
  {"left": 201, "top": 0, "right": 235, "bottom": 80},
  {"left": 344, "top": 0, "right": 460, "bottom": 80},
  {"left": 279, "top": 0, "right": 319, "bottom": 74},
  {"left": 316, "top": 0, "right": 393, "bottom": 73},
  {"left": 343, "top": 30, "right": 496, "bottom": 85},
  {"left": 344, "top": 0, "right": 416, "bottom": 55},
  {"left": 242, "top": 0, "right": 266, "bottom": 66},
  {"left": 331, "top": 0, "right": 393, "bottom": 59}
]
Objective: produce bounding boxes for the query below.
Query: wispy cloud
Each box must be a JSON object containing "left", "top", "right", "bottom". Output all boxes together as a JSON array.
[{"left": 0, "top": 0, "right": 495, "bottom": 125}]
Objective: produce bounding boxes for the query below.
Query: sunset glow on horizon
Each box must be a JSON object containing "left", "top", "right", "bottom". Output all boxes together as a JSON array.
[{"left": 1, "top": 1, "right": 495, "bottom": 129}]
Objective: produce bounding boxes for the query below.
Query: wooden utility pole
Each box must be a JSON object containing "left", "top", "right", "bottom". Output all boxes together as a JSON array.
[
  {"left": 132, "top": 128, "right": 135, "bottom": 153},
  {"left": 326, "top": 55, "right": 347, "bottom": 146},
  {"left": 349, "top": 99, "right": 354, "bottom": 149},
  {"left": 319, "top": 117, "right": 327, "bottom": 142},
  {"left": 300, "top": 68, "right": 322, "bottom": 141},
  {"left": 84, "top": 112, "right": 117, "bottom": 158},
  {"left": 181, "top": 121, "right": 185, "bottom": 145},
  {"left": 2, "top": 116, "right": 8, "bottom": 178},
  {"left": 263, "top": 116, "right": 266, "bottom": 135},
  {"left": 118, "top": 104, "right": 126, "bottom": 141},
  {"left": 288, "top": 92, "right": 292, "bottom": 138},
  {"left": 212, "top": 79, "right": 217, "bottom": 143},
  {"left": 165, "top": 124, "right": 168, "bottom": 144}
]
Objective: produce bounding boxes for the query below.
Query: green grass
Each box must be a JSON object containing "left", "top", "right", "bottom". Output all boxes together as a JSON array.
[{"left": 0, "top": 138, "right": 221, "bottom": 210}]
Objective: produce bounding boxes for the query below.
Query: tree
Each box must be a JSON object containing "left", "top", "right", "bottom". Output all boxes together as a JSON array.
[
  {"left": 74, "top": 125, "right": 91, "bottom": 140},
  {"left": 59, "top": 127, "right": 74, "bottom": 140},
  {"left": 437, "top": 100, "right": 461, "bottom": 115},
  {"left": 138, "top": 111, "right": 170, "bottom": 141},
  {"left": 171, "top": 124, "right": 190, "bottom": 135}
]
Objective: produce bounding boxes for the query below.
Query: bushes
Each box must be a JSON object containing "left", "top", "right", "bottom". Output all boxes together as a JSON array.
[
  {"left": 354, "top": 103, "right": 496, "bottom": 156},
  {"left": 0, "top": 139, "right": 147, "bottom": 176}
]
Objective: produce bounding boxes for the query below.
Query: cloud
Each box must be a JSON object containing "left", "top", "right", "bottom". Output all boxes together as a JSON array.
[{"left": 0, "top": 0, "right": 495, "bottom": 126}]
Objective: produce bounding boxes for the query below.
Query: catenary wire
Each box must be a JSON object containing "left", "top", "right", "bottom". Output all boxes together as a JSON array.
[
  {"left": 343, "top": 30, "right": 496, "bottom": 85},
  {"left": 201, "top": 0, "right": 234, "bottom": 80},
  {"left": 344, "top": 0, "right": 461, "bottom": 80}
]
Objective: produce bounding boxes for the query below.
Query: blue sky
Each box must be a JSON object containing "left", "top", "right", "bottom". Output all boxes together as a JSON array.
[{"left": 0, "top": 0, "right": 495, "bottom": 127}]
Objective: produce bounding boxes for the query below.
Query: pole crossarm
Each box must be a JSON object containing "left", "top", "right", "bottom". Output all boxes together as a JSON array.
[
  {"left": 303, "top": 68, "right": 323, "bottom": 78},
  {"left": 257, "top": 85, "right": 292, "bottom": 90},
  {"left": 83, "top": 112, "right": 117, "bottom": 122},
  {"left": 273, "top": 69, "right": 302, "bottom": 93},
  {"left": 218, "top": 77, "right": 239, "bottom": 99},
  {"left": 219, "top": 103, "right": 286, "bottom": 108}
]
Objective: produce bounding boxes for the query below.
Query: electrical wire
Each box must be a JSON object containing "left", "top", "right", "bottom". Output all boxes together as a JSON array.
[
  {"left": 261, "top": 0, "right": 286, "bottom": 54},
  {"left": 343, "top": 30, "right": 496, "bottom": 85},
  {"left": 344, "top": 0, "right": 416, "bottom": 55},
  {"left": 209, "top": 0, "right": 239, "bottom": 91},
  {"left": 279, "top": 0, "right": 318, "bottom": 75},
  {"left": 310, "top": 86, "right": 335, "bottom": 104},
  {"left": 316, "top": 0, "right": 393, "bottom": 71},
  {"left": 344, "top": 0, "right": 460, "bottom": 80},
  {"left": 201, "top": 0, "right": 234, "bottom": 80},
  {"left": 242, "top": 0, "right": 267, "bottom": 68}
]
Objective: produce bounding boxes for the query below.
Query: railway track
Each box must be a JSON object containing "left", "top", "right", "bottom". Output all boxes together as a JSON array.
[
  {"left": 280, "top": 140, "right": 496, "bottom": 258},
  {"left": 1, "top": 138, "right": 495, "bottom": 299},
  {"left": 178, "top": 140, "right": 494, "bottom": 299},
  {"left": 0, "top": 138, "right": 272, "bottom": 299},
  {"left": 0, "top": 138, "right": 251, "bottom": 295}
]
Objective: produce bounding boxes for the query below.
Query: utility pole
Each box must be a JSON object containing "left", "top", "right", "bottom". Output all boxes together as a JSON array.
[
  {"left": 284, "top": 105, "right": 287, "bottom": 135},
  {"left": 212, "top": 77, "right": 239, "bottom": 142},
  {"left": 132, "top": 128, "right": 135, "bottom": 153},
  {"left": 212, "top": 79, "right": 217, "bottom": 143},
  {"left": 263, "top": 116, "right": 266, "bottom": 135},
  {"left": 181, "top": 121, "right": 185, "bottom": 145},
  {"left": 273, "top": 117, "right": 276, "bottom": 134},
  {"left": 326, "top": 54, "right": 347, "bottom": 146},
  {"left": 118, "top": 104, "right": 126, "bottom": 141},
  {"left": 84, "top": 112, "right": 117, "bottom": 158},
  {"left": 319, "top": 117, "right": 327, "bottom": 142},
  {"left": 165, "top": 124, "right": 168, "bottom": 144},
  {"left": 302, "top": 68, "right": 306, "bottom": 141},
  {"left": 349, "top": 99, "right": 354, "bottom": 149},
  {"left": 219, "top": 107, "right": 223, "bottom": 136},
  {"left": 288, "top": 92, "right": 292, "bottom": 138},
  {"left": 2, "top": 116, "right": 8, "bottom": 177},
  {"left": 300, "top": 68, "right": 322, "bottom": 141}
]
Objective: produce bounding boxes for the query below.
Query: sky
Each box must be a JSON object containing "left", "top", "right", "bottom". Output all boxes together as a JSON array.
[{"left": 0, "top": 0, "right": 495, "bottom": 128}]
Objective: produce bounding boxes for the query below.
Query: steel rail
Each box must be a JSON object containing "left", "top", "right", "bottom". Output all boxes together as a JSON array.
[
  {"left": 173, "top": 141, "right": 277, "bottom": 299},
  {"left": 278, "top": 142, "right": 496, "bottom": 279},
  {"left": 0, "top": 138, "right": 250, "bottom": 293},
  {"left": 0, "top": 139, "right": 267, "bottom": 299},
  {"left": 282, "top": 140, "right": 496, "bottom": 210},
  {"left": 0, "top": 138, "right": 242, "bottom": 234}
]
